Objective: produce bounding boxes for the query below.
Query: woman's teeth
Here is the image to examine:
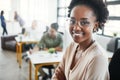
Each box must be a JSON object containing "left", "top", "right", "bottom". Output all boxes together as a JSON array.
[{"left": 73, "top": 32, "right": 84, "bottom": 37}]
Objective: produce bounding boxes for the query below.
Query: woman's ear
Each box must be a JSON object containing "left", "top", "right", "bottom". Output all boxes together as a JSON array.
[{"left": 93, "top": 22, "right": 99, "bottom": 32}]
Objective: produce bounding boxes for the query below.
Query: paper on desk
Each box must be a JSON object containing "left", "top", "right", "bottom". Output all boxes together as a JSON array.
[{"left": 27, "top": 51, "right": 63, "bottom": 64}]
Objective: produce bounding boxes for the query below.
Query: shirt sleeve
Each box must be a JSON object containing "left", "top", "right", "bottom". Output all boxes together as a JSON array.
[
  {"left": 58, "top": 34, "right": 63, "bottom": 48},
  {"left": 37, "top": 34, "right": 46, "bottom": 49},
  {"left": 86, "top": 55, "right": 109, "bottom": 80}
]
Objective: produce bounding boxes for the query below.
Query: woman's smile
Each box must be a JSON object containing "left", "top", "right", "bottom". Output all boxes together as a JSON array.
[{"left": 72, "top": 30, "right": 85, "bottom": 39}]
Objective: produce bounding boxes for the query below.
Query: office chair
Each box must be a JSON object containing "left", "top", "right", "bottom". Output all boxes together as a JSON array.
[
  {"left": 109, "top": 48, "right": 120, "bottom": 80},
  {"left": 107, "top": 37, "right": 120, "bottom": 53}
]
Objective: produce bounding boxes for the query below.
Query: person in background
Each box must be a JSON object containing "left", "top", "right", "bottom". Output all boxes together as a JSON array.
[
  {"left": 31, "top": 23, "right": 63, "bottom": 80},
  {"left": 14, "top": 11, "right": 25, "bottom": 34},
  {"left": 22, "top": 20, "right": 39, "bottom": 60},
  {"left": 52, "top": 0, "right": 109, "bottom": 80},
  {"left": 14, "top": 11, "right": 25, "bottom": 27},
  {"left": 22, "top": 21, "right": 49, "bottom": 60},
  {"left": 32, "top": 22, "right": 63, "bottom": 52},
  {"left": 23, "top": 20, "right": 39, "bottom": 51},
  {"left": 0, "top": 10, "right": 8, "bottom": 36},
  {"left": 24, "top": 20, "right": 38, "bottom": 38}
]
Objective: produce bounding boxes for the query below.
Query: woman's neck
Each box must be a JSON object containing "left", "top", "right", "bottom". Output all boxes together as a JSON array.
[{"left": 78, "top": 38, "right": 94, "bottom": 51}]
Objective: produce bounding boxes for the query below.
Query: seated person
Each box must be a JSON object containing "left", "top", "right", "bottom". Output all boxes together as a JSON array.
[
  {"left": 22, "top": 20, "right": 39, "bottom": 59},
  {"left": 23, "top": 20, "right": 39, "bottom": 51},
  {"left": 22, "top": 21, "right": 48, "bottom": 59},
  {"left": 31, "top": 23, "right": 63, "bottom": 80}
]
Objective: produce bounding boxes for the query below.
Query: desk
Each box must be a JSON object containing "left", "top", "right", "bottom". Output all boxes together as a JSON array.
[
  {"left": 15, "top": 36, "right": 39, "bottom": 68},
  {"left": 28, "top": 50, "right": 112, "bottom": 80},
  {"left": 27, "top": 51, "right": 63, "bottom": 80}
]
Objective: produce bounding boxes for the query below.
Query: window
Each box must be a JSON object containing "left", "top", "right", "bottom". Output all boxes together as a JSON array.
[
  {"left": 108, "top": 5, "right": 120, "bottom": 17},
  {"left": 58, "top": 8, "right": 66, "bottom": 16},
  {"left": 103, "top": 0, "right": 120, "bottom": 37},
  {"left": 58, "top": 0, "right": 66, "bottom": 7},
  {"left": 58, "top": 17, "right": 66, "bottom": 27},
  {"left": 57, "top": 0, "right": 71, "bottom": 28}
]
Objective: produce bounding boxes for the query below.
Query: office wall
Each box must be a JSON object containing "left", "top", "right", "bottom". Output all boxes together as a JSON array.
[
  {"left": 0, "top": 0, "right": 57, "bottom": 35},
  {"left": 11, "top": 0, "right": 57, "bottom": 26}
]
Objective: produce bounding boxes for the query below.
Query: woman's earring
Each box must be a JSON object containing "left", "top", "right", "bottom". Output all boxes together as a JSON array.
[{"left": 93, "top": 28, "right": 96, "bottom": 32}]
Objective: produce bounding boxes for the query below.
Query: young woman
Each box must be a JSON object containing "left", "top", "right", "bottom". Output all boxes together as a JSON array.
[
  {"left": 52, "top": 0, "right": 109, "bottom": 80},
  {"left": 0, "top": 10, "right": 8, "bottom": 35}
]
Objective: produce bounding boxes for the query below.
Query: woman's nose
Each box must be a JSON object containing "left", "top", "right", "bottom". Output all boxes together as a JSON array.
[{"left": 73, "top": 23, "right": 82, "bottom": 31}]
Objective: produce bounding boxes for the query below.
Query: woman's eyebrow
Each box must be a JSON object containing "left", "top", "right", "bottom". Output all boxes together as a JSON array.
[
  {"left": 70, "top": 17, "right": 88, "bottom": 20},
  {"left": 80, "top": 18, "right": 88, "bottom": 20}
]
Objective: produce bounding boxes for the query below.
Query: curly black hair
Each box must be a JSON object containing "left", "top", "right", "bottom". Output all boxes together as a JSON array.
[{"left": 68, "top": 0, "right": 109, "bottom": 31}]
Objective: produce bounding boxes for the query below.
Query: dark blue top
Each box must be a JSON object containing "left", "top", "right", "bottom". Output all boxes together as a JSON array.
[{"left": 0, "top": 15, "right": 6, "bottom": 27}]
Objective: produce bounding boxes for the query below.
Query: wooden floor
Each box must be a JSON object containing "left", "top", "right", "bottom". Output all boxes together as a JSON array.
[
  {"left": 0, "top": 41, "right": 50, "bottom": 80},
  {"left": 0, "top": 49, "right": 30, "bottom": 80}
]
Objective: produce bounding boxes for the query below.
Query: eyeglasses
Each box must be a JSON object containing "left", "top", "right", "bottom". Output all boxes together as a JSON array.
[{"left": 68, "top": 18, "right": 90, "bottom": 27}]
